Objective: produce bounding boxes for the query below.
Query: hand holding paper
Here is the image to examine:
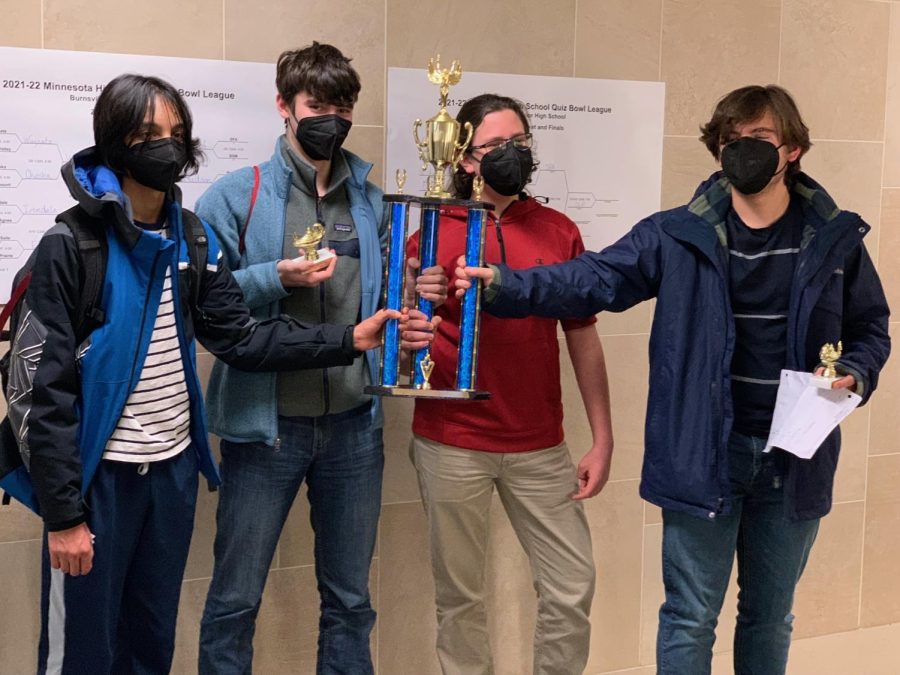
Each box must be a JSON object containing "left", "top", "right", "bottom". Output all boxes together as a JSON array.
[{"left": 764, "top": 370, "right": 861, "bottom": 460}]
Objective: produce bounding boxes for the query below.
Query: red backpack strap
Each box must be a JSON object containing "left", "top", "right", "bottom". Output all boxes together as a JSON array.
[
  {"left": 0, "top": 272, "right": 32, "bottom": 341},
  {"left": 238, "top": 165, "right": 260, "bottom": 257}
]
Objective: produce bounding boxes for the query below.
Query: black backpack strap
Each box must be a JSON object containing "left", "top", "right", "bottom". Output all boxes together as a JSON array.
[
  {"left": 55, "top": 206, "right": 108, "bottom": 341},
  {"left": 181, "top": 209, "right": 209, "bottom": 313}
]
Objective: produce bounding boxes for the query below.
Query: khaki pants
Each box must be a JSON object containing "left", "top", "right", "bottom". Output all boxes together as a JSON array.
[{"left": 411, "top": 435, "right": 596, "bottom": 675}]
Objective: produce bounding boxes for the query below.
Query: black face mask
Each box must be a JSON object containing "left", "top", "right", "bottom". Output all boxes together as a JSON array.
[
  {"left": 721, "top": 136, "right": 786, "bottom": 195},
  {"left": 123, "top": 138, "right": 186, "bottom": 193},
  {"left": 294, "top": 114, "right": 352, "bottom": 161},
  {"left": 478, "top": 143, "right": 534, "bottom": 197}
]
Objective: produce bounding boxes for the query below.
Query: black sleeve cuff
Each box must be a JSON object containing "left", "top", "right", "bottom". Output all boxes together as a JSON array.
[
  {"left": 342, "top": 325, "right": 362, "bottom": 358},
  {"left": 46, "top": 513, "right": 86, "bottom": 532}
]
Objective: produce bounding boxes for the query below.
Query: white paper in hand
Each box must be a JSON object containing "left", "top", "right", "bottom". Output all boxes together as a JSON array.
[{"left": 764, "top": 369, "right": 861, "bottom": 459}]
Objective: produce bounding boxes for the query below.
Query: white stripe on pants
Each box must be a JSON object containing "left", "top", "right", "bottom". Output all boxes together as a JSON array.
[
  {"left": 411, "top": 435, "right": 596, "bottom": 675},
  {"left": 46, "top": 568, "right": 66, "bottom": 674}
]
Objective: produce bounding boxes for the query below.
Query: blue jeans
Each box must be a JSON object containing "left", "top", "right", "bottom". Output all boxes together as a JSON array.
[
  {"left": 199, "top": 403, "right": 383, "bottom": 675},
  {"left": 657, "top": 432, "right": 820, "bottom": 675}
]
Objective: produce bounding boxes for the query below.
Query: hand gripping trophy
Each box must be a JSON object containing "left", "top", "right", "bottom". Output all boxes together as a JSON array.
[
  {"left": 365, "top": 56, "right": 492, "bottom": 399},
  {"left": 811, "top": 340, "right": 843, "bottom": 389}
]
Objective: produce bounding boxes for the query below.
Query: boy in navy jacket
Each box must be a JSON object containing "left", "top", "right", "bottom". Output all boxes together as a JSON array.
[{"left": 457, "top": 85, "right": 890, "bottom": 675}]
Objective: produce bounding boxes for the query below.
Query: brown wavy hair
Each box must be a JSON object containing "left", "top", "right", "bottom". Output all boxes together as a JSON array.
[
  {"left": 276, "top": 42, "right": 361, "bottom": 108},
  {"left": 700, "top": 85, "right": 811, "bottom": 182}
]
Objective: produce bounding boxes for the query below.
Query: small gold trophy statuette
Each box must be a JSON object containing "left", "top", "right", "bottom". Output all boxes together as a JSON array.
[
  {"left": 419, "top": 352, "right": 435, "bottom": 390},
  {"left": 292, "top": 223, "right": 335, "bottom": 270},
  {"left": 293, "top": 223, "right": 325, "bottom": 261},
  {"left": 812, "top": 340, "right": 843, "bottom": 389},
  {"left": 472, "top": 175, "right": 485, "bottom": 202},
  {"left": 396, "top": 168, "right": 407, "bottom": 194},
  {"left": 413, "top": 54, "right": 474, "bottom": 199},
  {"left": 819, "top": 341, "right": 843, "bottom": 379}
]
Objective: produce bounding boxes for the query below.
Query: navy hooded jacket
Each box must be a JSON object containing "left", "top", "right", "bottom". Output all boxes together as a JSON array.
[{"left": 484, "top": 172, "right": 890, "bottom": 521}]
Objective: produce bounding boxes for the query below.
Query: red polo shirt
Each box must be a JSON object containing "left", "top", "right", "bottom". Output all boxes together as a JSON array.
[{"left": 408, "top": 196, "right": 596, "bottom": 453}]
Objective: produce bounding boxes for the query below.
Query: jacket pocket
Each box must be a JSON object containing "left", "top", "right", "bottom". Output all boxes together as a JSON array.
[{"left": 330, "top": 238, "right": 361, "bottom": 259}]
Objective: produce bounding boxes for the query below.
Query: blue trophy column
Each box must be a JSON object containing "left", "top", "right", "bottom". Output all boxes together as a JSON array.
[
  {"left": 456, "top": 205, "right": 487, "bottom": 390},
  {"left": 412, "top": 202, "right": 440, "bottom": 388},
  {"left": 380, "top": 198, "right": 410, "bottom": 387}
]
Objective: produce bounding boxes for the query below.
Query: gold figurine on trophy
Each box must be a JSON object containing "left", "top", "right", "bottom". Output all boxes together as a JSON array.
[
  {"left": 292, "top": 223, "right": 335, "bottom": 270},
  {"left": 819, "top": 341, "right": 843, "bottom": 378},
  {"left": 471, "top": 175, "right": 485, "bottom": 202},
  {"left": 811, "top": 340, "right": 843, "bottom": 389},
  {"left": 413, "top": 55, "right": 474, "bottom": 198},
  {"left": 419, "top": 352, "right": 435, "bottom": 390}
]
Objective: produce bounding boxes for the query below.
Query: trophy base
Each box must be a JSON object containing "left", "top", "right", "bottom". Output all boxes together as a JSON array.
[
  {"left": 296, "top": 248, "right": 335, "bottom": 271},
  {"left": 810, "top": 374, "right": 836, "bottom": 390},
  {"left": 364, "top": 385, "right": 490, "bottom": 400}
]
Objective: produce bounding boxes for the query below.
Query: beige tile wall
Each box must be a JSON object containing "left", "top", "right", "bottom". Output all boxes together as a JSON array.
[{"left": 1, "top": 0, "right": 898, "bottom": 672}]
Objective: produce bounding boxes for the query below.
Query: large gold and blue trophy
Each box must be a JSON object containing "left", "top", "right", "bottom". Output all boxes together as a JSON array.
[{"left": 366, "top": 56, "right": 492, "bottom": 400}]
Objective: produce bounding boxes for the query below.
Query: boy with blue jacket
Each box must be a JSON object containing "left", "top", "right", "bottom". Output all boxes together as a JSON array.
[
  {"left": 0, "top": 73, "right": 412, "bottom": 675},
  {"left": 457, "top": 85, "right": 890, "bottom": 675}
]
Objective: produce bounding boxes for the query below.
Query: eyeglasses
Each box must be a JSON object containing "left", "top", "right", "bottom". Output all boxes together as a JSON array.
[{"left": 469, "top": 133, "right": 533, "bottom": 154}]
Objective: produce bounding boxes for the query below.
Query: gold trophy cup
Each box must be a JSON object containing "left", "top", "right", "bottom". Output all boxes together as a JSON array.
[{"left": 413, "top": 55, "right": 474, "bottom": 198}]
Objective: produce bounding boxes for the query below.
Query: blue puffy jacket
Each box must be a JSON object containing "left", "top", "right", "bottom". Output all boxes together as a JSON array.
[{"left": 485, "top": 172, "right": 890, "bottom": 521}]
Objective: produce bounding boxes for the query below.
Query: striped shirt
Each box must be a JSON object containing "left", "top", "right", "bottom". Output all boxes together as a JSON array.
[
  {"left": 103, "top": 259, "right": 192, "bottom": 463},
  {"left": 726, "top": 197, "right": 803, "bottom": 435}
]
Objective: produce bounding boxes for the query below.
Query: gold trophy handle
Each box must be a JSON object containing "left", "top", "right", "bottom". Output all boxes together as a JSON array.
[
  {"left": 458, "top": 120, "right": 473, "bottom": 149},
  {"left": 413, "top": 118, "right": 429, "bottom": 170},
  {"left": 413, "top": 119, "right": 427, "bottom": 152},
  {"left": 452, "top": 121, "right": 474, "bottom": 166}
]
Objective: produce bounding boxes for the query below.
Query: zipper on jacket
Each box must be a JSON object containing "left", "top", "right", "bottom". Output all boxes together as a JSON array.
[
  {"left": 709, "top": 377, "right": 722, "bottom": 520},
  {"left": 320, "top": 280, "right": 330, "bottom": 416},
  {"left": 709, "top": 497, "right": 725, "bottom": 520},
  {"left": 315, "top": 192, "right": 331, "bottom": 416},
  {"left": 493, "top": 215, "right": 507, "bottom": 264},
  {"left": 714, "top": 270, "right": 733, "bottom": 521},
  {"left": 128, "top": 248, "right": 163, "bottom": 385},
  {"left": 789, "top": 253, "right": 808, "bottom": 366}
]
